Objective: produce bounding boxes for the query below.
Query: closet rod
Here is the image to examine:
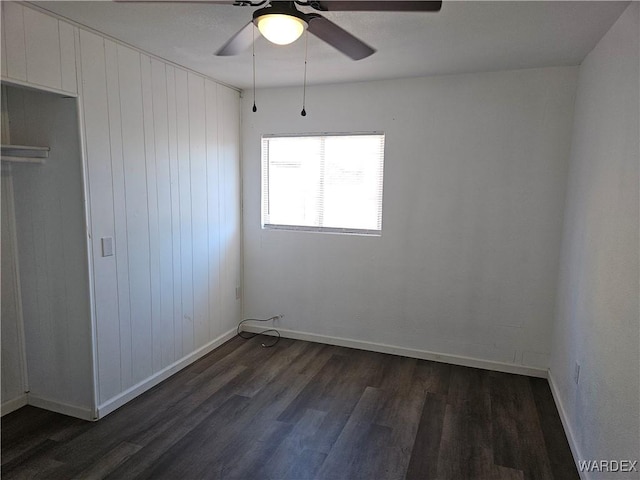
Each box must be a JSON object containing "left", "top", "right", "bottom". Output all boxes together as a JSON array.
[{"left": 1, "top": 145, "right": 49, "bottom": 164}]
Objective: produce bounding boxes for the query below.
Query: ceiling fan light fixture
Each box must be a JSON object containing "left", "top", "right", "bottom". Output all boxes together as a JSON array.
[{"left": 256, "top": 13, "right": 307, "bottom": 45}]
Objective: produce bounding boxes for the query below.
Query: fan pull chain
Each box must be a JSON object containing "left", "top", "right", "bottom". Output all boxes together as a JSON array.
[
  {"left": 301, "top": 30, "right": 308, "bottom": 117},
  {"left": 252, "top": 24, "right": 257, "bottom": 113}
]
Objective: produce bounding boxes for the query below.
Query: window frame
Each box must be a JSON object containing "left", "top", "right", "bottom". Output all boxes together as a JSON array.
[{"left": 261, "top": 132, "right": 385, "bottom": 236}]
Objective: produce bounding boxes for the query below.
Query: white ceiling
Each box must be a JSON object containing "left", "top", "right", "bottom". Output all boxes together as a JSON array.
[{"left": 33, "top": 1, "right": 629, "bottom": 90}]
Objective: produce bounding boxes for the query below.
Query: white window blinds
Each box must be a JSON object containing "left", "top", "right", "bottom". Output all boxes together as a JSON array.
[{"left": 262, "top": 133, "right": 385, "bottom": 235}]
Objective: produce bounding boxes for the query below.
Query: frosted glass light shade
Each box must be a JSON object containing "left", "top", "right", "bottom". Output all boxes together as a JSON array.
[{"left": 257, "top": 14, "right": 306, "bottom": 45}]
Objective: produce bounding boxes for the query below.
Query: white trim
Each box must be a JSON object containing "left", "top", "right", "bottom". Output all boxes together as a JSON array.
[
  {"left": 263, "top": 224, "right": 382, "bottom": 236},
  {"left": 73, "top": 28, "right": 100, "bottom": 422},
  {"left": 1, "top": 394, "right": 28, "bottom": 416},
  {"left": 1, "top": 76, "right": 78, "bottom": 98},
  {"left": 242, "top": 326, "right": 548, "bottom": 378},
  {"left": 547, "top": 370, "right": 587, "bottom": 480},
  {"left": 27, "top": 394, "right": 94, "bottom": 421},
  {"left": 96, "top": 327, "right": 237, "bottom": 419}
]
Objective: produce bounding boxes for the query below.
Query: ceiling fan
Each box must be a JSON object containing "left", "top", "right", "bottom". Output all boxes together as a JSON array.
[
  {"left": 214, "top": 0, "right": 443, "bottom": 60},
  {"left": 115, "top": 0, "right": 441, "bottom": 60},
  {"left": 113, "top": 0, "right": 441, "bottom": 114}
]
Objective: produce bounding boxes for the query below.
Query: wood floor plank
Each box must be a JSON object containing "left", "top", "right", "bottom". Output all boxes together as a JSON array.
[
  {"left": 71, "top": 441, "right": 141, "bottom": 480},
  {"left": 374, "top": 358, "right": 431, "bottom": 479},
  {"left": 101, "top": 365, "right": 252, "bottom": 480},
  {"left": 297, "top": 412, "right": 351, "bottom": 456},
  {"left": 315, "top": 418, "right": 392, "bottom": 479},
  {"left": 295, "top": 343, "right": 337, "bottom": 375},
  {"left": 490, "top": 371, "right": 524, "bottom": 470},
  {"left": 104, "top": 340, "right": 320, "bottom": 478},
  {"left": 44, "top": 366, "right": 247, "bottom": 477},
  {"left": 193, "top": 377, "right": 335, "bottom": 477},
  {"left": 284, "top": 448, "right": 328, "bottom": 480},
  {"left": 1, "top": 337, "right": 579, "bottom": 480},
  {"left": 277, "top": 354, "right": 349, "bottom": 423},
  {"left": 529, "top": 377, "right": 580, "bottom": 480},
  {"left": 149, "top": 340, "right": 342, "bottom": 479},
  {"left": 1, "top": 453, "right": 65, "bottom": 480},
  {"left": 1, "top": 439, "right": 63, "bottom": 478},
  {"left": 373, "top": 355, "right": 421, "bottom": 427},
  {"left": 1, "top": 407, "right": 85, "bottom": 465},
  {"left": 233, "top": 339, "right": 312, "bottom": 398},
  {"left": 437, "top": 367, "right": 496, "bottom": 479},
  {"left": 260, "top": 408, "right": 327, "bottom": 479},
  {"left": 185, "top": 336, "right": 247, "bottom": 373},
  {"left": 405, "top": 393, "right": 447, "bottom": 480},
  {"left": 218, "top": 419, "right": 294, "bottom": 479},
  {"left": 494, "top": 464, "right": 526, "bottom": 480},
  {"left": 137, "top": 394, "right": 254, "bottom": 479},
  {"left": 419, "top": 359, "right": 452, "bottom": 396},
  {"left": 512, "top": 376, "right": 555, "bottom": 480}
]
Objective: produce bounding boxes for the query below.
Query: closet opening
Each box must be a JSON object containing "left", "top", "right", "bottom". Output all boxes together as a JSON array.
[{"left": 1, "top": 83, "right": 94, "bottom": 420}]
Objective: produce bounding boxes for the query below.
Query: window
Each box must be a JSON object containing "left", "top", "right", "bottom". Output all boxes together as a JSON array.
[{"left": 262, "top": 133, "right": 385, "bottom": 235}]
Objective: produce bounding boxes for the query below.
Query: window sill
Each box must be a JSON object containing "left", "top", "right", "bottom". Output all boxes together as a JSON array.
[{"left": 262, "top": 224, "right": 382, "bottom": 237}]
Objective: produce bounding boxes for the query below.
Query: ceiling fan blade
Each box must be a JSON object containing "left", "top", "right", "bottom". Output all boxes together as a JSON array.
[
  {"left": 114, "top": 0, "right": 240, "bottom": 3},
  {"left": 307, "top": 15, "right": 375, "bottom": 60},
  {"left": 314, "top": 1, "right": 441, "bottom": 12},
  {"left": 215, "top": 21, "right": 259, "bottom": 56}
]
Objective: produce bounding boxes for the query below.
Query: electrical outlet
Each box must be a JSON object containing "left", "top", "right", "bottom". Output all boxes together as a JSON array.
[{"left": 574, "top": 362, "right": 581, "bottom": 384}]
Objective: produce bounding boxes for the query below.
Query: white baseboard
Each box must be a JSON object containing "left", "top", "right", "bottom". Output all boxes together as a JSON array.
[
  {"left": 548, "top": 370, "right": 587, "bottom": 480},
  {"left": 243, "top": 326, "right": 548, "bottom": 378},
  {"left": 1, "top": 393, "right": 28, "bottom": 416},
  {"left": 96, "top": 327, "right": 237, "bottom": 419},
  {"left": 27, "top": 394, "right": 94, "bottom": 421}
]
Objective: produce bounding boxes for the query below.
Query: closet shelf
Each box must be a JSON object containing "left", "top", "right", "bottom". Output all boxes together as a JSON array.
[{"left": 1, "top": 144, "right": 49, "bottom": 164}]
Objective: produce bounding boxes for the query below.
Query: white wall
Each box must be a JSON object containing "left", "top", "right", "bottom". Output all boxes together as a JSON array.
[
  {"left": 77, "top": 28, "right": 242, "bottom": 414},
  {"left": 5, "top": 86, "right": 93, "bottom": 416},
  {"left": 1, "top": 85, "right": 26, "bottom": 413},
  {"left": 550, "top": 3, "right": 639, "bottom": 477},
  {"left": 243, "top": 67, "right": 577, "bottom": 370},
  {"left": 1, "top": 170, "right": 27, "bottom": 412}
]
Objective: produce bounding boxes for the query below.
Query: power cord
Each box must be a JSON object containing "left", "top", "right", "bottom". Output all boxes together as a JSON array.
[{"left": 237, "top": 315, "right": 282, "bottom": 348}]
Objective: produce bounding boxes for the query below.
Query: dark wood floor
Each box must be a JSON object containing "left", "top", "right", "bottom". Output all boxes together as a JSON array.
[{"left": 2, "top": 336, "right": 578, "bottom": 479}]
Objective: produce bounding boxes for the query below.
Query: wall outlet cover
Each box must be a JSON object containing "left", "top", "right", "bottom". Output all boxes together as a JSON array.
[{"left": 101, "top": 237, "right": 114, "bottom": 257}]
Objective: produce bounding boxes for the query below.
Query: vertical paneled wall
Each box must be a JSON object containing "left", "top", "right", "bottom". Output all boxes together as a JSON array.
[
  {"left": 77, "top": 30, "right": 241, "bottom": 409},
  {"left": 1, "top": 2, "right": 78, "bottom": 95}
]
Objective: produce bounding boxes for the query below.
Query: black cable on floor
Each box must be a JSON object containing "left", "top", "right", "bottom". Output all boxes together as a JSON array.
[{"left": 237, "top": 315, "right": 281, "bottom": 348}]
